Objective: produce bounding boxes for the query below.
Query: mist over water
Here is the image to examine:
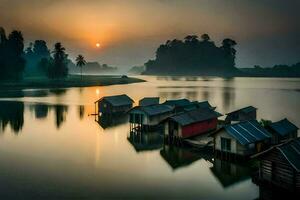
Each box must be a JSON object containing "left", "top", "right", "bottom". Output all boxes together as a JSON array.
[{"left": 0, "top": 76, "right": 299, "bottom": 199}]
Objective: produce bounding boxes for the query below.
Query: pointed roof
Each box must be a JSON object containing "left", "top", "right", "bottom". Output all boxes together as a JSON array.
[
  {"left": 139, "top": 97, "right": 160, "bottom": 106},
  {"left": 95, "top": 94, "right": 134, "bottom": 106},
  {"left": 212, "top": 120, "right": 272, "bottom": 145},
  {"left": 226, "top": 106, "right": 257, "bottom": 115},
  {"left": 277, "top": 138, "right": 300, "bottom": 172},
  {"left": 130, "top": 104, "right": 174, "bottom": 116},
  {"left": 253, "top": 138, "right": 300, "bottom": 172},
  {"left": 164, "top": 98, "right": 191, "bottom": 107},
  {"left": 169, "top": 108, "right": 222, "bottom": 126},
  {"left": 268, "top": 118, "right": 299, "bottom": 136}
]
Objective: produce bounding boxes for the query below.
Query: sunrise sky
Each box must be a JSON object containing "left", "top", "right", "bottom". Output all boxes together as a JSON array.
[{"left": 1, "top": 0, "right": 299, "bottom": 68}]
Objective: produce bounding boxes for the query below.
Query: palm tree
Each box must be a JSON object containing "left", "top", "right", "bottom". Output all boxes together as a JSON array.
[{"left": 76, "top": 54, "right": 86, "bottom": 80}]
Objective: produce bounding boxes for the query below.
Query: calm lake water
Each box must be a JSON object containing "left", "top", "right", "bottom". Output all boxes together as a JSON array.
[{"left": 0, "top": 76, "right": 300, "bottom": 199}]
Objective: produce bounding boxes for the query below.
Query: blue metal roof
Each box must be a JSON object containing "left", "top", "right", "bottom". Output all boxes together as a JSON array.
[
  {"left": 170, "top": 108, "right": 222, "bottom": 126},
  {"left": 268, "top": 118, "right": 299, "bottom": 136},
  {"left": 225, "top": 120, "right": 271, "bottom": 145},
  {"left": 277, "top": 138, "right": 300, "bottom": 172}
]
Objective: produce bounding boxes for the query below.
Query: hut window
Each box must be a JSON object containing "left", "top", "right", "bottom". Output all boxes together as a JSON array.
[
  {"left": 103, "top": 103, "right": 107, "bottom": 108},
  {"left": 221, "top": 138, "right": 231, "bottom": 151}
]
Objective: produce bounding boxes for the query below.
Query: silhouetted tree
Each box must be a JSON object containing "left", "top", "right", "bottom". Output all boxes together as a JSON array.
[
  {"left": 0, "top": 28, "right": 26, "bottom": 80},
  {"left": 76, "top": 54, "right": 86, "bottom": 80},
  {"left": 221, "top": 38, "right": 237, "bottom": 69},
  {"left": 48, "top": 42, "right": 68, "bottom": 79},
  {"left": 37, "top": 57, "right": 51, "bottom": 75},
  {"left": 144, "top": 34, "right": 238, "bottom": 76},
  {"left": 201, "top": 34, "right": 210, "bottom": 42},
  {"left": 24, "top": 40, "right": 50, "bottom": 76}
]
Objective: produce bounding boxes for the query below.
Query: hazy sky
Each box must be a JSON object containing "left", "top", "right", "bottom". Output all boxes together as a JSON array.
[{"left": 1, "top": 0, "right": 299, "bottom": 68}]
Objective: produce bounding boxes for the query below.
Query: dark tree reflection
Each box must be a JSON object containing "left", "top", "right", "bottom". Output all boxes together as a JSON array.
[
  {"left": 0, "top": 101, "right": 24, "bottom": 134},
  {"left": 54, "top": 105, "right": 68, "bottom": 129}
]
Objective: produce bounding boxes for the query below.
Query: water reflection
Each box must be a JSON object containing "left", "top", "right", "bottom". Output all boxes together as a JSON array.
[
  {"left": 78, "top": 105, "right": 85, "bottom": 120},
  {"left": 0, "top": 101, "right": 24, "bottom": 134},
  {"left": 222, "top": 78, "right": 235, "bottom": 112},
  {"left": 54, "top": 105, "right": 68, "bottom": 129},
  {"left": 127, "top": 131, "right": 164, "bottom": 152},
  {"left": 210, "top": 158, "right": 253, "bottom": 188},
  {"left": 28, "top": 103, "right": 69, "bottom": 129},
  {"left": 0, "top": 88, "right": 66, "bottom": 98},
  {"left": 160, "top": 145, "right": 202, "bottom": 170},
  {"left": 31, "top": 104, "right": 49, "bottom": 119},
  {"left": 96, "top": 113, "right": 128, "bottom": 129}
]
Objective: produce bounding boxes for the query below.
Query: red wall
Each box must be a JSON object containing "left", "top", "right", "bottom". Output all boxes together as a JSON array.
[{"left": 182, "top": 118, "right": 217, "bottom": 138}]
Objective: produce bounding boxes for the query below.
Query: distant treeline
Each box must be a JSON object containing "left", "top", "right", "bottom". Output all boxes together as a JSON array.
[
  {"left": 143, "top": 34, "right": 240, "bottom": 76},
  {"left": 0, "top": 27, "right": 69, "bottom": 80},
  {"left": 241, "top": 63, "right": 300, "bottom": 77},
  {"left": 68, "top": 61, "right": 117, "bottom": 74}
]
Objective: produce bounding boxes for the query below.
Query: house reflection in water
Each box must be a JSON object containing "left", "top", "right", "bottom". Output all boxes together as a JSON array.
[
  {"left": 96, "top": 113, "right": 128, "bottom": 129},
  {"left": 160, "top": 145, "right": 203, "bottom": 170},
  {"left": 127, "top": 130, "right": 164, "bottom": 152},
  {"left": 0, "top": 101, "right": 24, "bottom": 134},
  {"left": 210, "top": 158, "right": 253, "bottom": 188}
]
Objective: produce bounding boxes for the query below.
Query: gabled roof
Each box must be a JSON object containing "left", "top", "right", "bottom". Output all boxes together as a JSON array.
[
  {"left": 217, "top": 120, "right": 271, "bottom": 145},
  {"left": 169, "top": 108, "right": 222, "bottom": 126},
  {"left": 196, "top": 101, "right": 215, "bottom": 110},
  {"left": 226, "top": 106, "right": 257, "bottom": 115},
  {"left": 139, "top": 97, "right": 159, "bottom": 106},
  {"left": 268, "top": 118, "right": 299, "bottom": 136},
  {"left": 164, "top": 99, "right": 191, "bottom": 107},
  {"left": 277, "top": 138, "right": 300, "bottom": 172},
  {"left": 130, "top": 104, "right": 174, "bottom": 116},
  {"left": 95, "top": 94, "right": 134, "bottom": 106},
  {"left": 253, "top": 138, "right": 300, "bottom": 172}
]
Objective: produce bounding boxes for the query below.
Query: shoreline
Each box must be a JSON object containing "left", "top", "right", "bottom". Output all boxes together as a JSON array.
[{"left": 0, "top": 75, "right": 146, "bottom": 90}]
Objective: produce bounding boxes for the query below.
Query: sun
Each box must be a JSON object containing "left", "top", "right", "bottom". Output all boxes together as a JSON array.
[{"left": 96, "top": 43, "right": 100, "bottom": 48}]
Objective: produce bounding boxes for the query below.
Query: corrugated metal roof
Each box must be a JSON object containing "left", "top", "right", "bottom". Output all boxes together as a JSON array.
[
  {"left": 225, "top": 120, "right": 271, "bottom": 145},
  {"left": 139, "top": 97, "right": 160, "bottom": 106},
  {"left": 170, "top": 108, "right": 222, "bottom": 126},
  {"left": 97, "top": 94, "right": 134, "bottom": 106},
  {"left": 226, "top": 106, "right": 257, "bottom": 115},
  {"left": 277, "top": 138, "right": 300, "bottom": 172},
  {"left": 268, "top": 118, "right": 299, "bottom": 136}
]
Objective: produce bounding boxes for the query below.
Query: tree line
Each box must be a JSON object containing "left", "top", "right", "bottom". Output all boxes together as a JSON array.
[
  {"left": 0, "top": 27, "right": 86, "bottom": 81},
  {"left": 143, "top": 34, "right": 239, "bottom": 76},
  {"left": 241, "top": 62, "right": 300, "bottom": 77}
]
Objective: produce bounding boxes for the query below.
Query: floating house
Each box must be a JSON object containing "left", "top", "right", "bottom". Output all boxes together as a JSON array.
[
  {"left": 160, "top": 145, "right": 202, "bottom": 170},
  {"left": 163, "top": 99, "right": 193, "bottom": 113},
  {"left": 95, "top": 94, "right": 134, "bottom": 115},
  {"left": 96, "top": 113, "right": 128, "bottom": 129},
  {"left": 210, "top": 158, "right": 252, "bottom": 188},
  {"left": 139, "top": 97, "right": 159, "bottom": 107},
  {"left": 225, "top": 106, "right": 257, "bottom": 124},
  {"left": 211, "top": 120, "right": 272, "bottom": 158},
  {"left": 253, "top": 138, "right": 300, "bottom": 192},
  {"left": 127, "top": 131, "right": 164, "bottom": 152},
  {"left": 129, "top": 104, "right": 174, "bottom": 131},
  {"left": 266, "top": 118, "right": 298, "bottom": 144},
  {"left": 164, "top": 99, "right": 215, "bottom": 113},
  {"left": 164, "top": 108, "right": 222, "bottom": 139}
]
